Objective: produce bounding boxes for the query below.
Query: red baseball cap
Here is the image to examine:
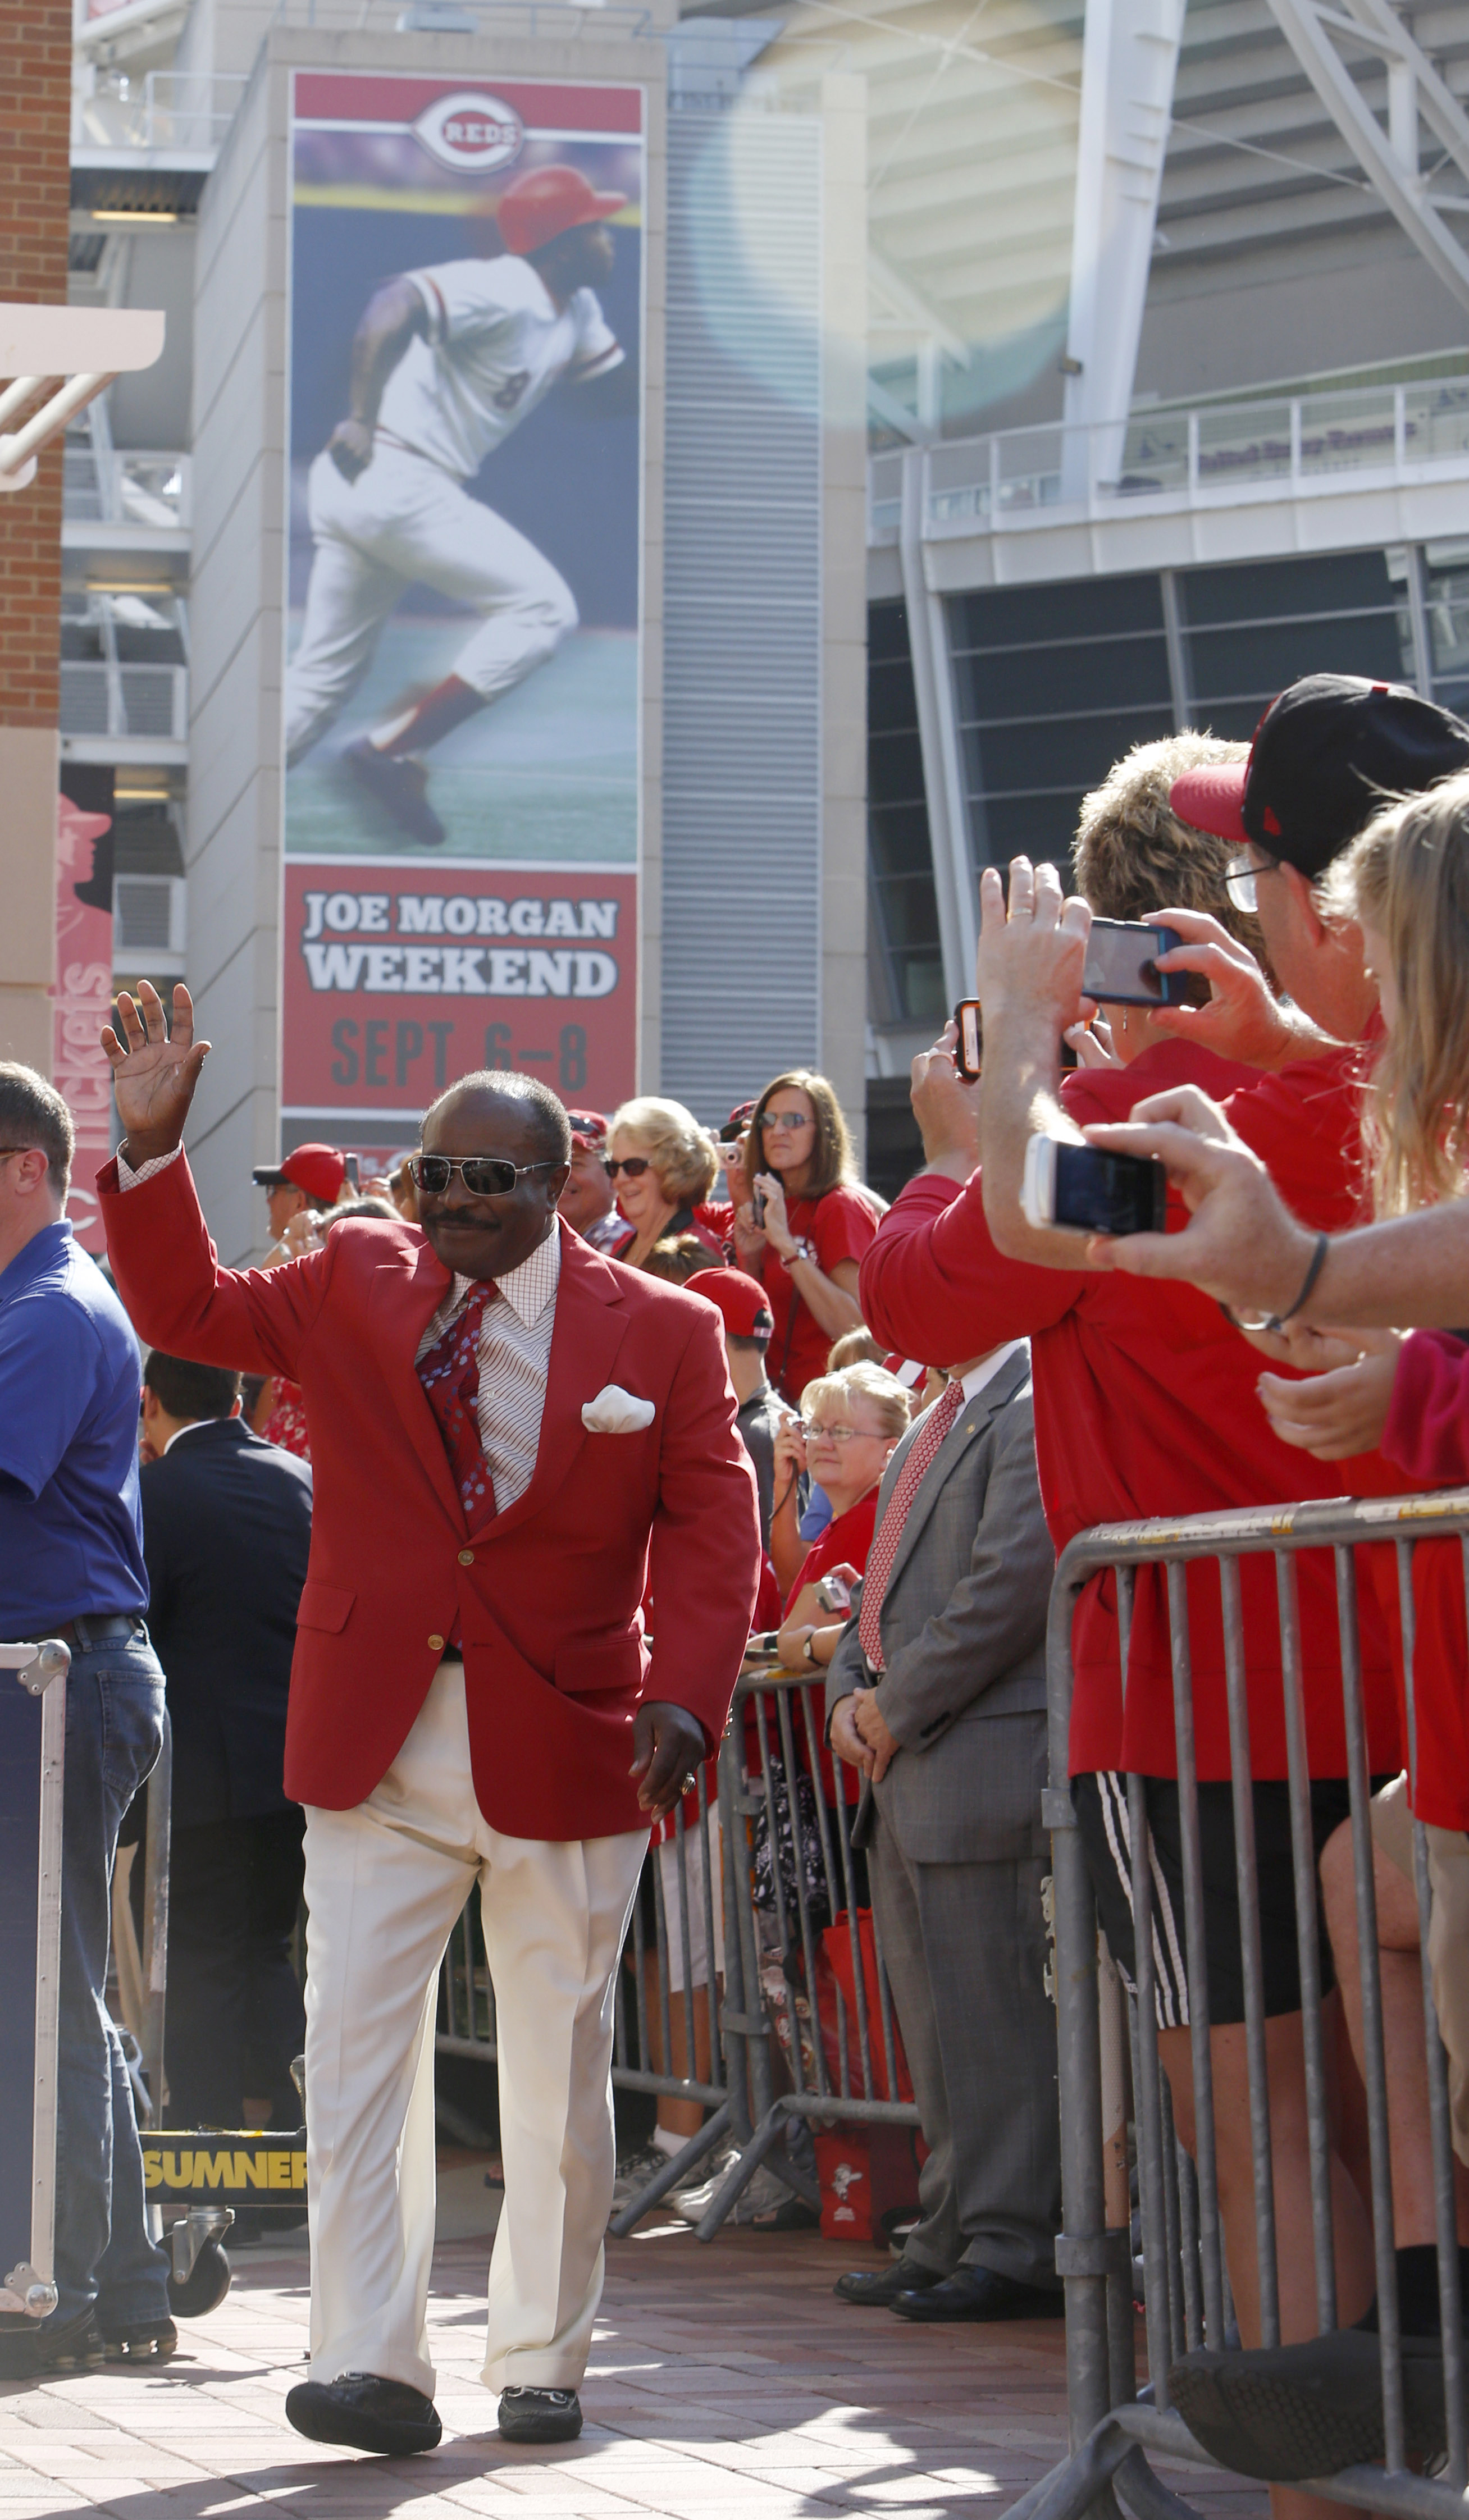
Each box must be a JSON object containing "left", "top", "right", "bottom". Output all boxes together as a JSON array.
[
  {"left": 688, "top": 1268, "right": 774, "bottom": 1341},
  {"left": 497, "top": 165, "right": 626, "bottom": 259},
  {"left": 253, "top": 1143, "right": 348, "bottom": 1204},
  {"left": 564, "top": 1108, "right": 608, "bottom": 1152},
  {"left": 718, "top": 1101, "right": 756, "bottom": 1144}
]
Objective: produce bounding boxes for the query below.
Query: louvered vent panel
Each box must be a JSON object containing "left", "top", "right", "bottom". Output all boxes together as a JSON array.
[{"left": 660, "top": 107, "right": 824, "bottom": 1124}]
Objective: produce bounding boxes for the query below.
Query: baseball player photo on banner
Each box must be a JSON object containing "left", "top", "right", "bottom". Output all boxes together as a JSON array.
[{"left": 283, "top": 70, "right": 644, "bottom": 1137}]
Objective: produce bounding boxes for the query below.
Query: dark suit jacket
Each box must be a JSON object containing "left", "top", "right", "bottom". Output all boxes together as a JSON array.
[
  {"left": 140, "top": 1416, "right": 313, "bottom": 1823},
  {"left": 825, "top": 1346, "right": 1053, "bottom": 1864}
]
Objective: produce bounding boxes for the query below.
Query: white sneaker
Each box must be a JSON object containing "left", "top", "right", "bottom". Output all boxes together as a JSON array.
[{"left": 671, "top": 2160, "right": 793, "bottom": 2226}]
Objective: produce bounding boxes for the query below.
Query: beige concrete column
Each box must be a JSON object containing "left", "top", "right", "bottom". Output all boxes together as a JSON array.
[{"left": 819, "top": 72, "right": 870, "bottom": 1162}]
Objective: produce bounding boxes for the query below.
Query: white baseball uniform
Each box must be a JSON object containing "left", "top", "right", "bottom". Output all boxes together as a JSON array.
[{"left": 285, "top": 256, "right": 624, "bottom": 766}]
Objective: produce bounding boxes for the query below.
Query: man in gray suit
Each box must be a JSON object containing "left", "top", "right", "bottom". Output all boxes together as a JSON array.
[{"left": 818, "top": 1339, "right": 1061, "bottom": 2320}]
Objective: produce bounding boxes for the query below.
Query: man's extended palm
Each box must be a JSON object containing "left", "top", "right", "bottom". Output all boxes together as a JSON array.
[{"left": 102, "top": 979, "right": 212, "bottom": 1162}]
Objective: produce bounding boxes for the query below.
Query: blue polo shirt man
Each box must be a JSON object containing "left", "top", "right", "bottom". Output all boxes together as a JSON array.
[{"left": 0, "top": 1066, "right": 172, "bottom": 2376}]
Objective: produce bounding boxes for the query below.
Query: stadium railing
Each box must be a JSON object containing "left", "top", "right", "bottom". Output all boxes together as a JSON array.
[
  {"left": 437, "top": 1664, "right": 922, "bottom": 2237},
  {"left": 1014, "top": 1487, "right": 1469, "bottom": 2520}
]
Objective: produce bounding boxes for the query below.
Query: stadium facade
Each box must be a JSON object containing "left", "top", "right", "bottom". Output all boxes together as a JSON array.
[{"left": 61, "top": 0, "right": 1469, "bottom": 1245}]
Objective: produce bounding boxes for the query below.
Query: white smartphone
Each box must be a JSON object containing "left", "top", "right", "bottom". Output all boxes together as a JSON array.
[{"left": 1021, "top": 1134, "right": 1167, "bottom": 1236}]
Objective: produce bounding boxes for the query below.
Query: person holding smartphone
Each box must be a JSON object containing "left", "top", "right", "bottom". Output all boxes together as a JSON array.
[
  {"left": 732, "top": 1071, "right": 882, "bottom": 1405},
  {"left": 863, "top": 695, "right": 1469, "bottom": 2520}
]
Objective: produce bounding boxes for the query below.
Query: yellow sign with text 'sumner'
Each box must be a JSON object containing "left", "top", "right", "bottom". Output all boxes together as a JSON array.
[{"left": 141, "top": 2133, "right": 309, "bottom": 2205}]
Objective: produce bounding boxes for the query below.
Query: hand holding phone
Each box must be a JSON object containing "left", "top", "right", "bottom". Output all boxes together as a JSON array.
[
  {"left": 1021, "top": 1134, "right": 1167, "bottom": 1237},
  {"left": 953, "top": 1001, "right": 982, "bottom": 1081},
  {"left": 1082, "top": 920, "right": 1212, "bottom": 1011}
]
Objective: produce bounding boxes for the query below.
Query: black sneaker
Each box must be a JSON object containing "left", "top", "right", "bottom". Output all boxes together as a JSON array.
[
  {"left": 0, "top": 2308, "right": 104, "bottom": 2379},
  {"left": 498, "top": 2385, "right": 583, "bottom": 2443},
  {"left": 1170, "top": 2332, "right": 1459, "bottom": 2479}
]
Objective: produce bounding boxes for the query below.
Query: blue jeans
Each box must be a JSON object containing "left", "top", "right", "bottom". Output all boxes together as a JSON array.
[{"left": 53, "top": 1632, "right": 172, "bottom": 2329}]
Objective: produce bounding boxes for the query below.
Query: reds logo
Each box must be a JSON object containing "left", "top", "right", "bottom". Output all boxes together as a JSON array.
[{"left": 413, "top": 92, "right": 524, "bottom": 174}]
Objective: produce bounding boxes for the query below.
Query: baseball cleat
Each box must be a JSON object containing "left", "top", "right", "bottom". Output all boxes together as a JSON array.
[{"left": 341, "top": 739, "right": 446, "bottom": 847}]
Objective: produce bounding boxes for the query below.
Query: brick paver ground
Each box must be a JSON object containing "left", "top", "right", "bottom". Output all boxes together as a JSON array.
[{"left": 0, "top": 2210, "right": 1267, "bottom": 2520}]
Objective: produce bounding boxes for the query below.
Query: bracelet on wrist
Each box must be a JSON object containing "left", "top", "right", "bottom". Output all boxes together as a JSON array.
[{"left": 1221, "top": 1230, "right": 1330, "bottom": 1337}]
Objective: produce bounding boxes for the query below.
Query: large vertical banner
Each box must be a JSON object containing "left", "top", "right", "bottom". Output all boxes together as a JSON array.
[
  {"left": 53, "top": 777, "right": 116, "bottom": 1256},
  {"left": 283, "top": 71, "right": 643, "bottom": 1144}
]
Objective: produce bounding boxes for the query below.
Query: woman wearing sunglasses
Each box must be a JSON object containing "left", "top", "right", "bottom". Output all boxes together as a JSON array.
[
  {"left": 605, "top": 1097, "right": 726, "bottom": 1271},
  {"left": 733, "top": 1071, "right": 883, "bottom": 1405}
]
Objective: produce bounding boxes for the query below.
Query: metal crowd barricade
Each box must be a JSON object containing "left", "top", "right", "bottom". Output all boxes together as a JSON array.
[
  {"left": 436, "top": 1664, "right": 921, "bottom": 2237},
  {"left": 1014, "top": 1486, "right": 1469, "bottom": 2520}
]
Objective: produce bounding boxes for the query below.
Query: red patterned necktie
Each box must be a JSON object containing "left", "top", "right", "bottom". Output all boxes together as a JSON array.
[
  {"left": 418, "top": 1281, "right": 497, "bottom": 1523},
  {"left": 858, "top": 1378, "right": 966, "bottom": 1673}
]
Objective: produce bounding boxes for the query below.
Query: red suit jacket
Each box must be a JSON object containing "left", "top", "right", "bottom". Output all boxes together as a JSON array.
[{"left": 99, "top": 1155, "right": 760, "bottom": 1839}]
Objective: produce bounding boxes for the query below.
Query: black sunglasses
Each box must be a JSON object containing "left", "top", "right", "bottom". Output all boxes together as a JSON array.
[
  {"left": 410, "top": 1154, "right": 562, "bottom": 1198},
  {"left": 605, "top": 1155, "right": 651, "bottom": 1180}
]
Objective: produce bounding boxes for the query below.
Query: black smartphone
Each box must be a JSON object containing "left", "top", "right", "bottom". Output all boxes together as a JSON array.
[
  {"left": 953, "top": 1000, "right": 982, "bottom": 1081},
  {"left": 1083, "top": 919, "right": 1210, "bottom": 1009},
  {"left": 752, "top": 1186, "right": 767, "bottom": 1228},
  {"left": 1022, "top": 1137, "right": 1167, "bottom": 1236}
]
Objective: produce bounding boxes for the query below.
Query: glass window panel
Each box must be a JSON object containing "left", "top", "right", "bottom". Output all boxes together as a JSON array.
[
  {"left": 869, "top": 653, "right": 920, "bottom": 736},
  {"left": 869, "top": 599, "right": 914, "bottom": 666},
  {"left": 977, "top": 790, "right": 1091, "bottom": 866},
  {"left": 873, "top": 871, "right": 942, "bottom": 949},
  {"left": 950, "top": 573, "right": 1164, "bottom": 654},
  {"left": 954, "top": 634, "right": 1170, "bottom": 723},
  {"left": 1425, "top": 560, "right": 1469, "bottom": 684},
  {"left": 870, "top": 727, "right": 927, "bottom": 806},
  {"left": 895, "top": 953, "right": 950, "bottom": 1025},
  {"left": 1179, "top": 550, "right": 1399, "bottom": 627},
  {"left": 1186, "top": 612, "right": 1410, "bottom": 705},
  {"left": 870, "top": 802, "right": 938, "bottom": 877},
  {"left": 967, "top": 708, "right": 1175, "bottom": 796}
]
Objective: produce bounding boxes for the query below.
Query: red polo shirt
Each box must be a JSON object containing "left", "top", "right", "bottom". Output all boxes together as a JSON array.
[
  {"left": 761, "top": 1187, "right": 880, "bottom": 1404},
  {"left": 857, "top": 1040, "right": 1403, "bottom": 1783}
]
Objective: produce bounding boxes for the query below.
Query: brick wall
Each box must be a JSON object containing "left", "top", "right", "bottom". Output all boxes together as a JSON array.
[{"left": 0, "top": 4, "right": 72, "bottom": 728}]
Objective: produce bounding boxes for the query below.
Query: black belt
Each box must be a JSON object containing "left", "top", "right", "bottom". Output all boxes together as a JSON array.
[{"left": 47, "top": 1614, "right": 148, "bottom": 1651}]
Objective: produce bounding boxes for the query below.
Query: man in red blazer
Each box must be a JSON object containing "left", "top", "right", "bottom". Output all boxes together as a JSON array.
[{"left": 99, "top": 982, "right": 760, "bottom": 2458}]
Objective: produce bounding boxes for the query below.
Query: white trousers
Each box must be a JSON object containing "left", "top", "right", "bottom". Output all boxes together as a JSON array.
[
  {"left": 285, "top": 444, "right": 578, "bottom": 765},
  {"left": 302, "top": 1658, "right": 647, "bottom": 2398}
]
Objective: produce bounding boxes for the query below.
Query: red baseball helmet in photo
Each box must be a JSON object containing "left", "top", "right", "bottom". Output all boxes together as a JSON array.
[{"left": 496, "top": 165, "right": 627, "bottom": 258}]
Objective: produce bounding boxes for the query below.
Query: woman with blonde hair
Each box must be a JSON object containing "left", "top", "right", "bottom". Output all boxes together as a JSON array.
[
  {"left": 735, "top": 1070, "right": 883, "bottom": 1403},
  {"left": 606, "top": 1095, "right": 725, "bottom": 1271},
  {"left": 771, "top": 1361, "right": 910, "bottom": 1663}
]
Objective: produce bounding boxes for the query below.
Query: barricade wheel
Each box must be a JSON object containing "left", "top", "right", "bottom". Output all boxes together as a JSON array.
[{"left": 167, "top": 2238, "right": 232, "bottom": 2318}]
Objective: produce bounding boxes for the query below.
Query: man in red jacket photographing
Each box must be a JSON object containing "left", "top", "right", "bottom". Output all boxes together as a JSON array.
[{"left": 98, "top": 980, "right": 759, "bottom": 2458}]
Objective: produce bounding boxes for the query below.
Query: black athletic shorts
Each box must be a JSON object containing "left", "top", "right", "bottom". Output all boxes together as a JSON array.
[{"left": 1072, "top": 1770, "right": 1366, "bottom": 2028}]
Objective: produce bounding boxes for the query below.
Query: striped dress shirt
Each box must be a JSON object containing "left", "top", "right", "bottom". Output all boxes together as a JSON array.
[{"left": 414, "top": 1227, "right": 560, "bottom": 1512}]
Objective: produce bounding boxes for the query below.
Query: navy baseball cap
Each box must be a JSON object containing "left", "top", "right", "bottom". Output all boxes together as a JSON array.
[{"left": 1172, "top": 676, "right": 1469, "bottom": 878}]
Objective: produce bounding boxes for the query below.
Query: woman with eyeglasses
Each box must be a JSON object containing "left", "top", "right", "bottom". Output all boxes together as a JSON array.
[
  {"left": 605, "top": 1097, "right": 726, "bottom": 1272},
  {"left": 734, "top": 1071, "right": 884, "bottom": 1406},
  {"left": 770, "top": 1362, "right": 911, "bottom": 1667}
]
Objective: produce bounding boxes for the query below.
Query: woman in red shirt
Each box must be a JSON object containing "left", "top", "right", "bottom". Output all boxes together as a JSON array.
[{"left": 733, "top": 1072, "right": 882, "bottom": 1404}]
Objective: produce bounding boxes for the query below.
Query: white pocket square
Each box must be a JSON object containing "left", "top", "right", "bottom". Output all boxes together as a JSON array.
[{"left": 582, "top": 1384, "right": 656, "bottom": 1435}]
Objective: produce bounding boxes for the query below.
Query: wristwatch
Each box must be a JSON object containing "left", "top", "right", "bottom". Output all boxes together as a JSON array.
[
  {"left": 801, "top": 1632, "right": 819, "bottom": 1666},
  {"left": 788, "top": 1236, "right": 818, "bottom": 1267}
]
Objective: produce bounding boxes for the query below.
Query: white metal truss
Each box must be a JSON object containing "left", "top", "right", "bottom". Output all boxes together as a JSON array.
[
  {"left": 1062, "top": 0, "right": 1187, "bottom": 486},
  {"left": 0, "top": 305, "right": 164, "bottom": 492},
  {"left": 1266, "top": 0, "right": 1469, "bottom": 314}
]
